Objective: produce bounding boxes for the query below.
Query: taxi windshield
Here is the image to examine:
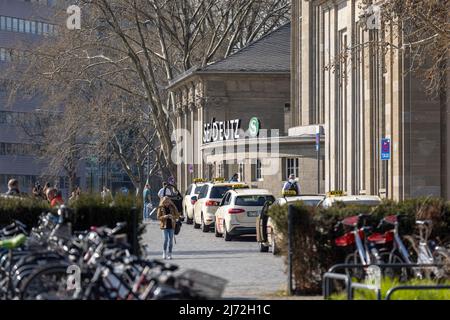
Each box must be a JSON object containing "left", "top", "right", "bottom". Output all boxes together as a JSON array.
[
  {"left": 235, "top": 195, "right": 275, "bottom": 206},
  {"left": 210, "top": 186, "right": 233, "bottom": 199}
]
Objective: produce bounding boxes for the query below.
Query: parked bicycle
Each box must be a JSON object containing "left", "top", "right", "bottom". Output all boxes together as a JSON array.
[
  {"left": 334, "top": 213, "right": 450, "bottom": 281},
  {"left": 0, "top": 206, "right": 227, "bottom": 300},
  {"left": 334, "top": 214, "right": 389, "bottom": 280}
]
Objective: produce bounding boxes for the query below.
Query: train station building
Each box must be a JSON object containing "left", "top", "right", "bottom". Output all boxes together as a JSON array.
[
  {"left": 291, "top": 0, "right": 449, "bottom": 200},
  {"left": 168, "top": 23, "right": 325, "bottom": 197}
]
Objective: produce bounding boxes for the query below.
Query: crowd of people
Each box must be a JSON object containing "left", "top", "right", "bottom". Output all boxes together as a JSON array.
[
  {"left": 2, "top": 178, "right": 81, "bottom": 208},
  {"left": 3, "top": 177, "right": 183, "bottom": 260},
  {"left": 3, "top": 175, "right": 299, "bottom": 262}
]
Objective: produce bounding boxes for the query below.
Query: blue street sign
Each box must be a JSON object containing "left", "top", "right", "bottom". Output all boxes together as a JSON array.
[{"left": 381, "top": 138, "right": 391, "bottom": 161}]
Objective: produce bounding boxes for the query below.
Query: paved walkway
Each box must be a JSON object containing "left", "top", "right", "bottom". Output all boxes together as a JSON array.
[{"left": 142, "top": 220, "right": 289, "bottom": 299}]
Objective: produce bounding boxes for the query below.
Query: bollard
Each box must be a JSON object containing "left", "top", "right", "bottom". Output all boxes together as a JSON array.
[
  {"left": 131, "top": 207, "right": 138, "bottom": 255},
  {"left": 288, "top": 204, "right": 294, "bottom": 296}
]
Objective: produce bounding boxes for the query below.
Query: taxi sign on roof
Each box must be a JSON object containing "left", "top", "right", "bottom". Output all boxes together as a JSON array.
[
  {"left": 232, "top": 184, "right": 249, "bottom": 189},
  {"left": 213, "top": 177, "right": 225, "bottom": 183},
  {"left": 193, "top": 178, "right": 206, "bottom": 183},
  {"left": 282, "top": 190, "right": 298, "bottom": 196},
  {"left": 327, "top": 190, "right": 346, "bottom": 197}
]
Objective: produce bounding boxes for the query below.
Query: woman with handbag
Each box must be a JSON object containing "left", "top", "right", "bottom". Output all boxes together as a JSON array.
[{"left": 157, "top": 197, "right": 180, "bottom": 260}]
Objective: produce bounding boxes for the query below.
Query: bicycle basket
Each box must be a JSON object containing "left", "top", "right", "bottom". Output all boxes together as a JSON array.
[{"left": 176, "top": 269, "right": 228, "bottom": 299}]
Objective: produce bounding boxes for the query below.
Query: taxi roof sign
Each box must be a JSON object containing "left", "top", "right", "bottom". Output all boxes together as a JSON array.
[
  {"left": 327, "top": 190, "right": 346, "bottom": 197},
  {"left": 193, "top": 178, "right": 206, "bottom": 183},
  {"left": 213, "top": 177, "right": 225, "bottom": 183},
  {"left": 232, "top": 184, "right": 249, "bottom": 189},
  {"left": 282, "top": 190, "right": 298, "bottom": 196}
]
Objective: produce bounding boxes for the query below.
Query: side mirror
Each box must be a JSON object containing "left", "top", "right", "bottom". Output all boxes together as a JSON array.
[{"left": 191, "top": 196, "right": 198, "bottom": 205}]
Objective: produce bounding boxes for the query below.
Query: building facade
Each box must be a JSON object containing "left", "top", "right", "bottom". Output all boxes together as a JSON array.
[
  {"left": 169, "top": 24, "right": 324, "bottom": 197},
  {"left": 292, "top": 0, "right": 449, "bottom": 200},
  {"left": 0, "top": 0, "right": 86, "bottom": 195}
]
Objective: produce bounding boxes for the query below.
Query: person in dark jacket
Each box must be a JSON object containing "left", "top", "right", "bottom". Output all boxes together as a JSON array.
[
  {"left": 5, "top": 179, "right": 20, "bottom": 196},
  {"left": 157, "top": 197, "right": 180, "bottom": 260}
]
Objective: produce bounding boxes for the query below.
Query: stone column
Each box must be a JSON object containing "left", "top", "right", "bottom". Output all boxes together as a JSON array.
[
  {"left": 175, "top": 106, "right": 184, "bottom": 190},
  {"left": 183, "top": 105, "right": 190, "bottom": 191},
  {"left": 301, "top": 0, "right": 313, "bottom": 126}
]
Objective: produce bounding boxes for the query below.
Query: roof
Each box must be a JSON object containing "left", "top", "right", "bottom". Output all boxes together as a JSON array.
[
  {"left": 322, "top": 195, "right": 382, "bottom": 207},
  {"left": 167, "top": 23, "right": 290, "bottom": 88},
  {"left": 201, "top": 23, "right": 290, "bottom": 73},
  {"left": 325, "top": 195, "right": 382, "bottom": 202},
  {"left": 231, "top": 189, "right": 272, "bottom": 195},
  {"left": 281, "top": 195, "right": 325, "bottom": 201}
]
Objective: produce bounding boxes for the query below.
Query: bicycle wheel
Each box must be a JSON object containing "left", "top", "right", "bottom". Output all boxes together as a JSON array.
[
  {"left": 344, "top": 252, "right": 365, "bottom": 281},
  {"left": 380, "top": 251, "right": 408, "bottom": 281},
  {"left": 432, "top": 249, "right": 450, "bottom": 280},
  {"left": 19, "top": 264, "right": 73, "bottom": 300}
]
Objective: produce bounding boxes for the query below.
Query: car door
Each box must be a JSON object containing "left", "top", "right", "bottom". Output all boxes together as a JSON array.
[
  {"left": 194, "top": 185, "right": 209, "bottom": 223},
  {"left": 183, "top": 185, "right": 192, "bottom": 213},
  {"left": 216, "top": 192, "right": 231, "bottom": 233},
  {"left": 256, "top": 201, "right": 272, "bottom": 243}
]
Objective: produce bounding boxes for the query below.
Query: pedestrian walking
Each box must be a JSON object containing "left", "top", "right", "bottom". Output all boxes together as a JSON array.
[
  {"left": 158, "top": 182, "right": 173, "bottom": 199},
  {"left": 47, "top": 188, "right": 64, "bottom": 208},
  {"left": 157, "top": 197, "right": 180, "bottom": 260},
  {"left": 143, "top": 184, "right": 152, "bottom": 221},
  {"left": 101, "top": 186, "right": 113, "bottom": 202},
  {"left": 42, "top": 182, "right": 51, "bottom": 200},
  {"left": 282, "top": 174, "right": 301, "bottom": 196},
  {"left": 68, "top": 187, "right": 81, "bottom": 204},
  {"left": 5, "top": 179, "right": 20, "bottom": 196},
  {"left": 32, "top": 182, "right": 45, "bottom": 200},
  {"left": 229, "top": 173, "right": 239, "bottom": 182}
]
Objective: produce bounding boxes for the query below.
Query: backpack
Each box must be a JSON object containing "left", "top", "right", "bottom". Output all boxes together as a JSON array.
[{"left": 284, "top": 181, "right": 299, "bottom": 194}]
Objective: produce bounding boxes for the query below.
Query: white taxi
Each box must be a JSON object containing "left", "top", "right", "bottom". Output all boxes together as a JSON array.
[
  {"left": 318, "top": 191, "right": 382, "bottom": 208},
  {"left": 193, "top": 180, "right": 248, "bottom": 233},
  {"left": 182, "top": 179, "right": 206, "bottom": 224},
  {"left": 258, "top": 193, "right": 325, "bottom": 254},
  {"left": 215, "top": 188, "right": 275, "bottom": 241}
]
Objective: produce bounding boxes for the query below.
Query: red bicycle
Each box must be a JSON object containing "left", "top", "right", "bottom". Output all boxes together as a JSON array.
[{"left": 334, "top": 214, "right": 393, "bottom": 280}]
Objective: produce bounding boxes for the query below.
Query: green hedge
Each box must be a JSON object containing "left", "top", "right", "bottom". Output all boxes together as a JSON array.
[
  {"left": 268, "top": 197, "right": 450, "bottom": 294},
  {"left": 0, "top": 194, "right": 144, "bottom": 247}
]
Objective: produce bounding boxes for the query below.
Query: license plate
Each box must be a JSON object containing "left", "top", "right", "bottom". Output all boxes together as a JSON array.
[{"left": 247, "top": 211, "right": 259, "bottom": 217}]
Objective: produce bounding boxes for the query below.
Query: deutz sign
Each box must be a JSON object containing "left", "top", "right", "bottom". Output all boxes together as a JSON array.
[{"left": 203, "top": 118, "right": 241, "bottom": 143}]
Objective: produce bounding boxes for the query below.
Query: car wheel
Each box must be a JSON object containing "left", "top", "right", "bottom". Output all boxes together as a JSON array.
[
  {"left": 193, "top": 215, "right": 201, "bottom": 229},
  {"left": 259, "top": 242, "right": 269, "bottom": 253},
  {"left": 201, "top": 214, "right": 210, "bottom": 233},
  {"left": 272, "top": 236, "right": 279, "bottom": 255},
  {"left": 223, "top": 222, "right": 232, "bottom": 242},
  {"left": 186, "top": 208, "right": 193, "bottom": 225},
  {"left": 215, "top": 221, "right": 222, "bottom": 238}
]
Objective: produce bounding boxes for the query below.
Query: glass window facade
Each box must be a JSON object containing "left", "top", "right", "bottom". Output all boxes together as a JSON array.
[{"left": 0, "top": 15, "right": 57, "bottom": 36}]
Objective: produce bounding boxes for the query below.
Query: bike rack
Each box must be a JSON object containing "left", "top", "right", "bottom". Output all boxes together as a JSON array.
[
  {"left": 386, "top": 285, "right": 450, "bottom": 300},
  {"left": 323, "top": 263, "right": 445, "bottom": 300},
  {"left": 323, "top": 272, "right": 352, "bottom": 300}
]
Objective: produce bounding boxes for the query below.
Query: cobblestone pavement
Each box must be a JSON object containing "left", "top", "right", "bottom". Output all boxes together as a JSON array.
[{"left": 142, "top": 220, "right": 289, "bottom": 299}]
